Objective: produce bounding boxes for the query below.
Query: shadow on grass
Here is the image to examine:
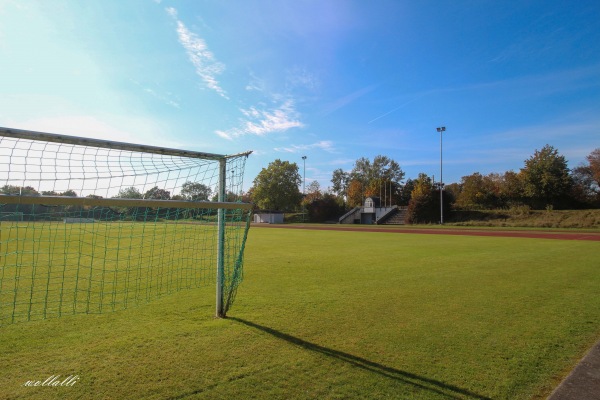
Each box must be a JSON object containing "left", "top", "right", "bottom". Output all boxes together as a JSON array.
[{"left": 230, "top": 317, "right": 491, "bottom": 400}]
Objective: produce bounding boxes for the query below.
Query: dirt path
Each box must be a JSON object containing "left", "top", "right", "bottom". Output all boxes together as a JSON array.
[{"left": 252, "top": 224, "right": 600, "bottom": 241}]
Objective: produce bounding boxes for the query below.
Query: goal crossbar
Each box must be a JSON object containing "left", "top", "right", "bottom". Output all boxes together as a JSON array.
[{"left": 0, "top": 126, "right": 252, "bottom": 161}]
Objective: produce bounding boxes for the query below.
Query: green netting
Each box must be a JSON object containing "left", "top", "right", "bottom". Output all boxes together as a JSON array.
[{"left": 0, "top": 131, "right": 252, "bottom": 326}]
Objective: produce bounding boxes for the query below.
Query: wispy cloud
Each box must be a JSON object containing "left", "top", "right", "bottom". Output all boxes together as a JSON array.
[
  {"left": 369, "top": 64, "right": 600, "bottom": 124},
  {"left": 8, "top": 115, "right": 180, "bottom": 148},
  {"left": 324, "top": 158, "right": 354, "bottom": 166},
  {"left": 216, "top": 99, "right": 304, "bottom": 140},
  {"left": 130, "top": 79, "right": 180, "bottom": 108},
  {"left": 490, "top": 118, "right": 600, "bottom": 143},
  {"left": 458, "top": 64, "right": 600, "bottom": 98},
  {"left": 368, "top": 92, "right": 430, "bottom": 124},
  {"left": 286, "top": 66, "right": 320, "bottom": 92},
  {"left": 166, "top": 7, "right": 228, "bottom": 99},
  {"left": 484, "top": 118, "right": 600, "bottom": 166},
  {"left": 274, "top": 140, "right": 335, "bottom": 154},
  {"left": 322, "top": 84, "right": 378, "bottom": 116},
  {"left": 245, "top": 71, "right": 266, "bottom": 92}
]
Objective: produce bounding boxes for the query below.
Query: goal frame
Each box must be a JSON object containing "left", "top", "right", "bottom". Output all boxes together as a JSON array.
[{"left": 0, "top": 126, "right": 252, "bottom": 318}]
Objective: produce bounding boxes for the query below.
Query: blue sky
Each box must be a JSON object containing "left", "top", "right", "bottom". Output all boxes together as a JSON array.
[{"left": 1, "top": 0, "right": 599, "bottom": 191}]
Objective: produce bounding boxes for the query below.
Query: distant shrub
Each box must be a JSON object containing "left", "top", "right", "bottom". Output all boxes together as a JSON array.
[{"left": 509, "top": 204, "right": 531, "bottom": 217}]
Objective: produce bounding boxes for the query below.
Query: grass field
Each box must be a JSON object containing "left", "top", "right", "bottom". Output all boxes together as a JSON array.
[
  {"left": 1, "top": 226, "right": 599, "bottom": 399},
  {"left": 0, "top": 221, "right": 246, "bottom": 325},
  {"left": 449, "top": 209, "right": 600, "bottom": 229}
]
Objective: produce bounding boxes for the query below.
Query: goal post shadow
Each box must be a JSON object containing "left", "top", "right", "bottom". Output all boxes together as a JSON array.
[{"left": 229, "top": 317, "right": 491, "bottom": 400}]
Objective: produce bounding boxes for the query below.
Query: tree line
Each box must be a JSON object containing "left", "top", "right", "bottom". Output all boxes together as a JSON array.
[
  {"left": 3, "top": 145, "right": 598, "bottom": 223},
  {"left": 0, "top": 181, "right": 215, "bottom": 202},
  {"left": 447, "top": 145, "right": 599, "bottom": 211},
  {"left": 0, "top": 181, "right": 221, "bottom": 221},
  {"left": 248, "top": 145, "right": 600, "bottom": 223}
]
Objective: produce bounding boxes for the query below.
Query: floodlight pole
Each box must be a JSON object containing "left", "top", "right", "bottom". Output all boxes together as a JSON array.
[
  {"left": 436, "top": 127, "right": 446, "bottom": 224},
  {"left": 302, "top": 156, "right": 307, "bottom": 223}
]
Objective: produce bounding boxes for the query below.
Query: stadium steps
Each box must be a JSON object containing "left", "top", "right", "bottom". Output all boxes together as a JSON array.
[
  {"left": 338, "top": 206, "right": 361, "bottom": 224},
  {"left": 377, "top": 206, "right": 407, "bottom": 225}
]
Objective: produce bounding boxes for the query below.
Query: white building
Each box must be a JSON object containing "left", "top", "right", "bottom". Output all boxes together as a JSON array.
[{"left": 253, "top": 212, "right": 284, "bottom": 224}]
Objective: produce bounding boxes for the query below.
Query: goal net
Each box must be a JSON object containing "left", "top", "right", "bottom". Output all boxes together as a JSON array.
[
  {"left": 0, "top": 212, "right": 23, "bottom": 221},
  {"left": 0, "top": 127, "right": 252, "bottom": 326}
]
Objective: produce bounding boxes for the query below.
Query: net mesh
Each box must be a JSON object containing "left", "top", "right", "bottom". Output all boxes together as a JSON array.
[{"left": 0, "top": 132, "right": 251, "bottom": 325}]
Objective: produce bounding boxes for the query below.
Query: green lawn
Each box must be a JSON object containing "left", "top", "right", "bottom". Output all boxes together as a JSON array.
[
  {"left": 0, "top": 221, "right": 227, "bottom": 324},
  {"left": 1, "top": 226, "right": 599, "bottom": 399}
]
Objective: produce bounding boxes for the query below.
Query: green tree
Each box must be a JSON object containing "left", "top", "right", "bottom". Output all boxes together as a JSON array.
[
  {"left": 588, "top": 148, "right": 600, "bottom": 185},
  {"left": 60, "top": 189, "right": 78, "bottom": 197},
  {"left": 332, "top": 155, "right": 405, "bottom": 207},
  {"left": 241, "top": 188, "right": 254, "bottom": 205},
  {"left": 520, "top": 145, "right": 572, "bottom": 209},
  {"left": 346, "top": 179, "right": 364, "bottom": 208},
  {"left": 405, "top": 174, "right": 439, "bottom": 224},
  {"left": 570, "top": 165, "right": 599, "bottom": 208},
  {"left": 444, "top": 182, "right": 461, "bottom": 206},
  {"left": 351, "top": 155, "right": 403, "bottom": 182},
  {"left": 306, "top": 193, "right": 344, "bottom": 222},
  {"left": 57, "top": 189, "right": 82, "bottom": 212},
  {"left": 454, "top": 173, "right": 500, "bottom": 209},
  {"left": 0, "top": 185, "right": 39, "bottom": 217},
  {"left": 398, "top": 179, "right": 416, "bottom": 206},
  {"left": 1, "top": 185, "right": 39, "bottom": 196},
  {"left": 210, "top": 191, "right": 239, "bottom": 202},
  {"left": 331, "top": 169, "right": 350, "bottom": 199},
  {"left": 114, "top": 186, "right": 142, "bottom": 216},
  {"left": 499, "top": 170, "right": 524, "bottom": 207},
  {"left": 58, "top": 189, "right": 80, "bottom": 212},
  {"left": 570, "top": 148, "right": 600, "bottom": 208},
  {"left": 180, "top": 181, "right": 212, "bottom": 201},
  {"left": 350, "top": 155, "right": 404, "bottom": 190},
  {"left": 251, "top": 159, "right": 302, "bottom": 211},
  {"left": 144, "top": 186, "right": 171, "bottom": 200},
  {"left": 116, "top": 187, "right": 142, "bottom": 199},
  {"left": 303, "top": 181, "right": 322, "bottom": 205},
  {"left": 404, "top": 174, "right": 452, "bottom": 224},
  {"left": 364, "top": 178, "right": 399, "bottom": 207}
]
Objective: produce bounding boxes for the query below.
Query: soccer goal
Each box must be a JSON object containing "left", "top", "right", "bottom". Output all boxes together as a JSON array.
[{"left": 0, "top": 126, "right": 252, "bottom": 326}]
